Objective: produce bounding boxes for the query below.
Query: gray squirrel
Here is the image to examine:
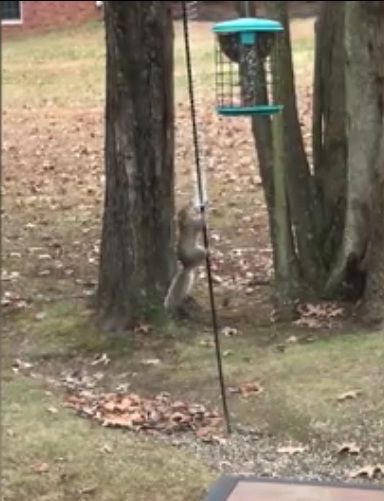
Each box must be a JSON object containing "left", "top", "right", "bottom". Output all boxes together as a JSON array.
[{"left": 164, "top": 205, "right": 206, "bottom": 314}]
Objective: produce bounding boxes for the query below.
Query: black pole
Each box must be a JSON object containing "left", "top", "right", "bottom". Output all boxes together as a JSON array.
[{"left": 181, "top": 0, "right": 231, "bottom": 434}]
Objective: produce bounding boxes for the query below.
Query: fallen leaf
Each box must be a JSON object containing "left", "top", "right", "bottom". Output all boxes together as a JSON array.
[
  {"left": 328, "top": 307, "right": 344, "bottom": 318},
  {"left": 337, "top": 442, "right": 360, "bottom": 456},
  {"left": 199, "top": 340, "right": 214, "bottom": 348},
  {"left": 170, "top": 412, "right": 190, "bottom": 424},
  {"left": 115, "top": 383, "right": 131, "bottom": 393},
  {"left": 277, "top": 445, "right": 307, "bottom": 455},
  {"left": 229, "top": 381, "right": 264, "bottom": 398},
  {"left": 114, "top": 396, "right": 136, "bottom": 413},
  {"left": 35, "top": 311, "right": 47, "bottom": 321},
  {"left": 141, "top": 358, "right": 161, "bottom": 366},
  {"left": 286, "top": 336, "right": 298, "bottom": 344},
  {"left": 31, "top": 462, "right": 50, "bottom": 474},
  {"left": 98, "top": 444, "right": 113, "bottom": 454},
  {"left": 102, "top": 415, "right": 135, "bottom": 428},
  {"left": 171, "top": 401, "right": 189, "bottom": 412},
  {"left": 196, "top": 426, "right": 224, "bottom": 444},
  {"left": 47, "top": 406, "right": 59, "bottom": 414},
  {"left": 101, "top": 400, "right": 116, "bottom": 413},
  {"left": 79, "top": 485, "right": 98, "bottom": 495},
  {"left": 221, "top": 326, "right": 240, "bottom": 337},
  {"left": 91, "top": 353, "right": 110, "bottom": 366},
  {"left": 12, "top": 359, "right": 33, "bottom": 371},
  {"left": 241, "top": 382, "right": 264, "bottom": 398},
  {"left": 337, "top": 390, "right": 362, "bottom": 402},
  {"left": 133, "top": 322, "right": 152, "bottom": 335}
]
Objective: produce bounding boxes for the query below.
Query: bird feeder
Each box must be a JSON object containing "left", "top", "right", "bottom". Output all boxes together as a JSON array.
[{"left": 212, "top": 17, "right": 284, "bottom": 116}]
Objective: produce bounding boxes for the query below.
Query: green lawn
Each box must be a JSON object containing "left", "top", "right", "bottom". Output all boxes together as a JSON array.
[{"left": 2, "top": 19, "right": 314, "bottom": 108}]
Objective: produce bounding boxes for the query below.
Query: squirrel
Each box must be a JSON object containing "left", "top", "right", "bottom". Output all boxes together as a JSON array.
[{"left": 164, "top": 205, "right": 207, "bottom": 315}]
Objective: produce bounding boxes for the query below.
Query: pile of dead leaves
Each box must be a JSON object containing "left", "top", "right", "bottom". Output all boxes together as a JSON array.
[
  {"left": 293, "top": 302, "right": 345, "bottom": 329},
  {"left": 64, "top": 391, "right": 224, "bottom": 442}
]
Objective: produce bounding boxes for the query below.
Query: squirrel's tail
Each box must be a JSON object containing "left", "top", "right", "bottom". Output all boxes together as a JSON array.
[{"left": 164, "top": 268, "right": 194, "bottom": 311}]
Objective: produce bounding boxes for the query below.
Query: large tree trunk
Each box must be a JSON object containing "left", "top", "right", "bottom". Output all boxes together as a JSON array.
[
  {"left": 312, "top": 1, "right": 347, "bottom": 270},
  {"left": 97, "top": 2, "right": 175, "bottom": 330},
  {"left": 355, "top": 2, "right": 384, "bottom": 324},
  {"left": 313, "top": 1, "right": 384, "bottom": 320}
]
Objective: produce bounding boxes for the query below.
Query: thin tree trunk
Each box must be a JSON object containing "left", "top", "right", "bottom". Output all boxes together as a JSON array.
[
  {"left": 97, "top": 2, "right": 175, "bottom": 330},
  {"left": 265, "top": 1, "right": 324, "bottom": 291},
  {"left": 271, "top": 110, "right": 298, "bottom": 316},
  {"left": 235, "top": 0, "right": 299, "bottom": 304}
]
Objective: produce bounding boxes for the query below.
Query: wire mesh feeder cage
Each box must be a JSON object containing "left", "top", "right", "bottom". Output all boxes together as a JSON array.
[{"left": 212, "top": 17, "right": 284, "bottom": 116}]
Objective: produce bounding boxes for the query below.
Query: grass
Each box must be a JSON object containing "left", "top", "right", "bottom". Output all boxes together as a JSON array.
[
  {"left": 3, "top": 19, "right": 315, "bottom": 109},
  {"left": 2, "top": 21, "right": 105, "bottom": 108},
  {"left": 3, "top": 377, "right": 214, "bottom": 501},
  {"left": 6, "top": 302, "right": 384, "bottom": 442},
  {"left": 3, "top": 15, "right": 384, "bottom": 501}
]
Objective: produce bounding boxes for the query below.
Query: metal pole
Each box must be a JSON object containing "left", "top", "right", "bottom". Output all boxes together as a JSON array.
[{"left": 181, "top": 0, "right": 231, "bottom": 434}]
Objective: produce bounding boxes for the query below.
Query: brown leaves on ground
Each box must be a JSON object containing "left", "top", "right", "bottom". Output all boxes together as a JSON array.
[
  {"left": 294, "top": 302, "right": 345, "bottom": 329},
  {"left": 349, "top": 464, "right": 384, "bottom": 480},
  {"left": 1, "top": 290, "right": 28, "bottom": 313},
  {"left": 64, "top": 391, "right": 223, "bottom": 442},
  {"left": 228, "top": 381, "right": 264, "bottom": 398}
]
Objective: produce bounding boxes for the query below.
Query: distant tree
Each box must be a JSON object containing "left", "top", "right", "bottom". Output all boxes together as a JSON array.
[{"left": 97, "top": 2, "right": 175, "bottom": 330}]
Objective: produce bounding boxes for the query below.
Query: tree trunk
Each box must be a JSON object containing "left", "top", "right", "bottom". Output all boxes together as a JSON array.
[
  {"left": 97, "top": 2, "right": 175, "bottom": 330},
  {"left": 265, "top": 1, "right": 324, "bottom": 292},
  {"left": 235, "top": 0, "right": 299, "bottom": 316},
  {"left": 357, "top": 2, "right": 384, "bottom": 324},
  {"left": 363, "top": 123, "right": 384, "bottom": 325},
  {"left": 312, "top": 1, "right": 347, "bottom": 269}
]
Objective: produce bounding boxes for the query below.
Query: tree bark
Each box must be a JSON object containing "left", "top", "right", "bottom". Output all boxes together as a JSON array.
[
  {"left": 326, "top": 1, "right": 384, "bottom": 303},
  {"left": 359, "top": 2, "right": 384, "bottom": 324},
  {"left": 265, "top": 1, "right": 324, "bottom": 291},
  {"left": 235, "top": 0, "right": 300, "bottom": 314},
  {"left": 97, "top": 2, "right": 175, "bottom": 329},
  {"left": 312, "top": 1, "right": 347, "bottom": 268}
]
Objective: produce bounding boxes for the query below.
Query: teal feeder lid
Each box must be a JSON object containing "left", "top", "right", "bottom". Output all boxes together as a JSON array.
[
  {"left": 217, "top": 105, "right": 283, "bottom": 117},
  {"left": 212, "top": 17, "right": 284, "bottom": 34},
  {"left": 212, "top": 17, "right": 284, "bottom": 117}
]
